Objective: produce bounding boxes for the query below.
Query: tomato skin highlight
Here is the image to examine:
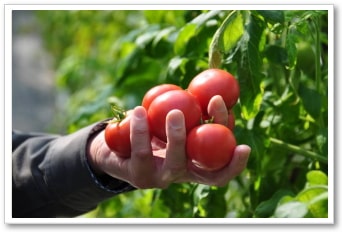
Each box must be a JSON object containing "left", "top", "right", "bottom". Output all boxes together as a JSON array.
[
  {"left": 142, "top": 84, "right": 183, "bottom": 110},
  {"left": 104, "top": 115, "right": 131, "bottom": 158},
  {"left": 148, "top": 89, "right": 202, "bottom": 142},
  {"left": 187, "top": 69, "right": 240, "bottom": 115},
  {"left": 186, "top": 123, "right": 236, "bottom": 171}
]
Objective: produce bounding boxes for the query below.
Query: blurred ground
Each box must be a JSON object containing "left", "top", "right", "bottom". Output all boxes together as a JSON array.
[{"left": 12, "top": 11, "right": 57, "bottom": 133}]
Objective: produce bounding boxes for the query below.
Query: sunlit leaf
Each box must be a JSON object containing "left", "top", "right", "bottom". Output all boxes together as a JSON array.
[
  {"left": 274, "top": 201, "right": 308, "bottom": 218},
  {"left": 209, "top": 11, "right": 244, "bottom": 68},
  {"left": 306, "top": 170, "right": 328, "bottom": 186}
]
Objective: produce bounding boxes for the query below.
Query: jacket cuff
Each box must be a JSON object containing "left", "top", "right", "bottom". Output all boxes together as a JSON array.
[{"left": 46, "top": 120, "right": 135, "bottom": 215}]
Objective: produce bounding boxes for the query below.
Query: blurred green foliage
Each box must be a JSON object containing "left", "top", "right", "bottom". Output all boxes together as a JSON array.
[{"left": 36, "top": 9, "right": 329, "bottom": 218}]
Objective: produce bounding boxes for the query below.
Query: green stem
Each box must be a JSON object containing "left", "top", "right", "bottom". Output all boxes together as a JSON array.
[
  {"left": 269, "top": 137, "right": 327, "bottom": 164},
  {"left": 312, "top": 16, "right": 325, "bottom": 129},
  {"left": 313, "top": 16, "right": 321, "bottom": 93}
]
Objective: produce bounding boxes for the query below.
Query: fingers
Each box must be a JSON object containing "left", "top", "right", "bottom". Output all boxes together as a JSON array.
[
  {"left": 129, "top": 106, "right": 155, "bottom": 188},
  {"left": 207, "top": 95, "right": 228, "bottom": 126},
  {"left": 162, "top": 109, "right": 187, "bottom": 184},
  {"left": 214, "top": 144, "right": 251, "bottom": 186},
  {"left": 185, "top": 144, "right": 251, "bottom": 186}
]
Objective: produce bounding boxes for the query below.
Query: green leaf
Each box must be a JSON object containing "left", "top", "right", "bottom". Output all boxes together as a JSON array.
[
  {"left": 316, "top": 128, "right": 328, "bottom": 156},
  {"left": 299, "top": 84, "right": 322, "bottom": 119},
  {"left": 209, "top": 10, "right": 244, "bottom": 68},
  {"left": 297, "top": 187, "right": 328, "bottom": 218},
  {"left": 158, "top": 183, "right": 194, "bottom": 217},
  {"left": 174, "top": 23, "right": 197, "bottom": 55},
  {"left": 306, "top": 170, "right": 328, "bottom": 186},
  {"left": 221, "top": 12, "right": 244, "bottom": 52},
  {"left": 193, "top": 185, "right": 227, "bottom": 218},
  {"left": 135, "top": 26, "right": 160, "bottom": 48},
  {"left": 191, "top": 10, "right": 220, "bottom": 25},
  {"left": 264, "top": 45, "right": 289, "bottom": 65},
  {"left": 285, "top": 32, "right": 297, "bottom": 70},
  {"left": 175, "top": 11, "right": 220, "bottom": 56},
  {"left": 273, "top": 201, "right": 308, "bottom": 218},
  {"left": 255, "top": 10, "right": 285, "bottom": 25},
  {"left": 237, "top": 13, "right": 265, "bottom": 120},
  {"left": 307, "top": 191, "right": 328, "bottom": 218},
  {"left": 254, "top": 189, "right": 294, "bottom": 217}
]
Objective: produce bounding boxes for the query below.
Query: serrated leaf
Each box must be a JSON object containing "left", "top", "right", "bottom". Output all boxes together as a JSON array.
[
  {"left": 285, "top": 32, "right": 297, "bottom": 69},
  {"left": 209, "top": 11, "right": 244, "bottom": 68},
  {"left": 237, "top": 13, "right": 265, "bottom": 120}
]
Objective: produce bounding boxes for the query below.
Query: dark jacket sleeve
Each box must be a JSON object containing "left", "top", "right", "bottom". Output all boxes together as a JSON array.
[{"left": 12, "top": 121, "right": 135, "bottom": 218}]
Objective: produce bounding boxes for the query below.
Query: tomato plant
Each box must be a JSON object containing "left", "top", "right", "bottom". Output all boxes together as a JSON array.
[
  {"left": 104, "top": 114, "right": 131, "bottom": 158},
  {"left": 148, "top": 89, "right": 202, "bottom": 142},
  {"left": 186, "top": 123, "right": 236, "bottom": 171},
  {"left": 187, "top": 68, "right": 240, "bottom": 116},
  {"left": 142, "top": 84, "right": 182, "bottom": 110},
  {"left": 37, "top": 9, "right": 330, "bottom": 219}
]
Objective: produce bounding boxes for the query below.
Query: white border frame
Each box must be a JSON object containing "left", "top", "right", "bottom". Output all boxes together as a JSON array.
[{"left": 3, "top": 3, "right": 335, "bottom": 225}]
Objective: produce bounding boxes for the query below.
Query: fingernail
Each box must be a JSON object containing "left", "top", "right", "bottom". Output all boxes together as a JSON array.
[
  {"left": 238, "top": 145, "right": 251, "bottom": 164},
  {"left": 134, "top": 106, "right": 146, "bottom": 120},
  {"left": 168, "top": 110, "right": 183, "bottom": 129}
]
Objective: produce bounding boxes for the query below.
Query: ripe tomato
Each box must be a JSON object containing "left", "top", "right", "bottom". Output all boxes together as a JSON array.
[
  {"left": 142, "top": 84, "right": 182, "bottom": 110},
  {"left": 148, "top": 89, "right": 202, "bottom": 142},
  {"left": 187, "top": 69, "right": 240, "bottom": 116},
  {"left": 186, "top": 123, "right": 236, "bottom": 171},
  {"left": 104, "top": 115, "right": 131, "bottom": 158}
]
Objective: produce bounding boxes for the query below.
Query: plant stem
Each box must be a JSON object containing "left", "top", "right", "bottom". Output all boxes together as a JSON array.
[
  {"left": 269, "top": 137, "right": 327, "bottom": 164},
  {"left": 312, "top": 15, "right": 325, "bottom": 129},
  {"left": 313, "top": 16, "right": 321, "bottom": 93}
]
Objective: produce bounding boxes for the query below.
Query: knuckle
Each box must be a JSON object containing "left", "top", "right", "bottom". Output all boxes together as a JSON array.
[{"left": 132, "top": 148, "right": 151, "bottom": 160}]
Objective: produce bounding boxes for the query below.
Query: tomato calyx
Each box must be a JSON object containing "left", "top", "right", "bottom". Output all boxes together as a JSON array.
[
  {"left": 107, "top": 105, "right": 127, "bottom": 124},
  {"left": 201, "top": 115, "right": 214, "bottom": 124}
]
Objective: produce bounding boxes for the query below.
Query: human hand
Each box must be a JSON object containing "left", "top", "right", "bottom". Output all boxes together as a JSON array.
[{"left": 87, "top": 95, "right": 250, "bottom": 189}]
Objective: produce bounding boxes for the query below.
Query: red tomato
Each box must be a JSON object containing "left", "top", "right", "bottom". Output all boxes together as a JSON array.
[
  {"left": 187, "top": 69, "right": 240, "bottom": 116},
  {"left": 186, "top": 123, "right": 236, "bottom": 171},
  {"left": 142, "top": 84, "right": 182, "bottom": 110},
  {"left": 104, "top": 115, "right": 131, "bottom": 158},
  {"left": 148, "top": 89, "right": 202, "bottom": 142}
]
